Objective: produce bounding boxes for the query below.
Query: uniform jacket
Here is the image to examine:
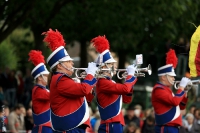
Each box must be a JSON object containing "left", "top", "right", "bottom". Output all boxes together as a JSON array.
[
  {"left": 32, "top": 84, "right": 51, "bottom": 128},
  {"left": 151, "top": 82, "right": 188, "bottom": 127},
  {"left": 96, "top": 75, "right": 137, "bottom": 126},
  {"left": 50, "top": 72, "right": 96, "bottom": 132}
]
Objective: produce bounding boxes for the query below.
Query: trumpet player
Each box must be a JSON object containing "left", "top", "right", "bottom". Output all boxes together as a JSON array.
[
  {"left": 28, "top": 50, "right": 52, "bottom": 133},
  {"left": 151, "top": 49, "right": 191, "bottom": 133},
  {"left": 91, "top": 35, "right": 138, "bottom": 133},
  {"left": 43, "top": 29, "right": 98, "bottom": 133}
]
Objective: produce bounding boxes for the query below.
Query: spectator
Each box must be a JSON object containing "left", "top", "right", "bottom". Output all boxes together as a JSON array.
[
  {"left": 0, "top": 87, "right": 6, "bottom": 105},
  {"left": 189, "top": 105, "right": 196, "bottom": 115},
  {"left": 134, "top": 104, "right": 142, "bottom": 118},
  {"left": 135, "top": 128, "right": 141, "bottom": 133},
  {"left": 124, "top": 122, "right": 137, "bottom": 133},
  {"left": 134, "top": 104, "right": 144, "bottom": 128},
  {"left": 24, "top": 107, "right": 33, "bottom": 133},
  {"left": 141, "top": 115, "right": 155, "bottom": 133},
  {"left": 180, "top": 109, "right": 188, "bottom": 132},
  {"left": 0, "top": 105, "right": 8, "bottom": 133},
  {"left": 190, "top": 108, "right": 200, "bottom": 133},
  {"left": 15, "top": 70, "right": 24, "bottom": 104},
  {"left": 124, "top": 106, "right": 140, "bottom": 128},
  {"left": 185, "top": 113, "right": 194, "bottom": 132},
  {"left": 23, "top": 68, "right": 34, "bottom": 108},
  {"left": 93, "top": 112, "right": 100, "bottom": 133},
  {"left": 7, "top": 104, "right": 25, "bottom": 133},
  {"left": 3, "top": 105, "right": 9, "bottom": 131},
  {"left": 6, "top": 70, "right": 18, "bottom": 108},
  {"left": 0, "top": 67, "right": 10, "bottom": 93}
]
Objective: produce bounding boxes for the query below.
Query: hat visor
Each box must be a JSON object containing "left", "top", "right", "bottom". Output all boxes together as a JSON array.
[
  {"left": 40, "top": 71, "right": 49, "bottom": 75},
  {"left": 166, "top": 72, "right": 176, "bottom": 76},
  {"left": 104, "top": 58, "right": 117, "bottom": 63},
  {"left": 59, "top": 56, "right": 73, "bottom": 62}
]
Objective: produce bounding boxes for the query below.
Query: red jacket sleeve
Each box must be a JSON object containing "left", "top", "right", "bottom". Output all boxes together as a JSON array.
[
  {"left": 85, "top": 92, "right": 94, "bottom": 103},
  {"left": 97, "top": 76, "right": 137, "bottom": 95},
  {"left": 179, "top": 96, "right": 188, "bottom": 110},
  {"left": 33, "top": 88, "right": 50, "bottom": 101},
  {"left": 153, "top": 88, "right": 186, "bottom": 106},
  {"left": 122, "top": 89, "right": 133, "bottom": 103},
  {"left": 56, "top": 74, "right": 95, "bottom": 98}
]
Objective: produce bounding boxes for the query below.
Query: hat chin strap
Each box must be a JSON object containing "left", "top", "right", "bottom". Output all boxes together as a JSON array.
[
  {"left": 166, "top": 75, "right": 174, "bottom": 85},
  {"left": 41, "top": 74, "right": 47, "bottom": 83},
  {"left": 60, "top": 63, "right": 74, "bottom": 72},
  {"left": 105, "top": 64, "right": 114, "bottom": 77}
]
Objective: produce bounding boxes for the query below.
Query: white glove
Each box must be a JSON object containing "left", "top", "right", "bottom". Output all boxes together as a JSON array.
[
  {"left": 127, "top": 65, "right": 137, "bottom": 76},
  {"left": 86, "top": 62, "right": 98, "bottom": 76},
  {"left": 179, "top": 77, "right": 191, "bottom": 88}
]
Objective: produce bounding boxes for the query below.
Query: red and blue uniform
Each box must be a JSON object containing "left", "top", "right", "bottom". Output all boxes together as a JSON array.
[
  {"left": 50, "top": 72, "right": 96, "bottom": 133},
  {"left": 151, "top": 82, "right": 188, "bottom": 133},
  {"left": 96, "top": 75, "right": 137, "bottom": 133},
  {"left": 32, "top": 84, "right": 52, "bottom": 133}
]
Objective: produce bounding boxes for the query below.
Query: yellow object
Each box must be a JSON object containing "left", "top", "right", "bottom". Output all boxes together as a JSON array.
[{"left": 189, "top": 26, "right": 200, "bottom": 77}]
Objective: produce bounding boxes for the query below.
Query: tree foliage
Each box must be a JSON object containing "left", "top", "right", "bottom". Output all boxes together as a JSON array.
[
  {"left": 51, "top": 0, "right": 200, "bottom": 69},
  {"left": 0, "top": 0, "right": 35, "bottom": 43},
  {"left": 1, "top": 0, "right": 200, "bottom": 72},
  {"left": 0, "top": 41, "right": 18, "bottom": 69}
]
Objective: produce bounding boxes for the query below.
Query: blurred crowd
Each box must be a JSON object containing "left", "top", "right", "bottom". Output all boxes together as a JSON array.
[
  {"left": 0, "top": 67, "right": 34, "bottom": 133},
  {"left": 0, "top": 65, "right": 200, "bottom": 133},
  {"left": 88, "top": 104, "right": 200, "bottom": 133},
  {"left": 0, "top": 67, "right": 34, "bottom": 109}
]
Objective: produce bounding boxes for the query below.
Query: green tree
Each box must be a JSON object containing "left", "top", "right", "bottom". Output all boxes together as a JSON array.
[
  {"left": 0, "top": 0, "right": 35, "bottom": 43},
  {"left": 52, "top": 0, "right": 200, "bottom": 69},
  {"left": 1, "top": 0, "right": 200, "bottom": 72},
  {"left": 8, "top": 28, "right": 34, "bottom": 72},
  {"left": 0, "top": 41, "right": 18, "bottom": 69}
]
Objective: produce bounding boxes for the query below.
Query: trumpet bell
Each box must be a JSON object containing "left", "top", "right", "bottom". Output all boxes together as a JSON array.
[
  {"left": 174, "top": 79, "right": 200, "bottom": 90},
  {"left": 74, "top": 68, "right": 87, "bottom": 79},
  {"left": 147, "top": 64, "right": 152, "bottom": 75}
]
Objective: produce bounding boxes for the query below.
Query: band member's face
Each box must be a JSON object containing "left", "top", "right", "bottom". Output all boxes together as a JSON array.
[
  {"left": 38, "top": 74, "right": 48, "bottom": 86},
  {"left": 58, "top": 60, "right": 74, "bottom": 76},
  {"left": 103, "top": 63, "right": 116, "bottom": 77},
  {"left": 163, "top": 75, "right": 175, "bottom": 87},
  {"left": 42, "top": 74, "right": 49, "bottom": 85}
]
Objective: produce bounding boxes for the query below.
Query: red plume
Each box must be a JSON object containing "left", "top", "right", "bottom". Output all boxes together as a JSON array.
[
  {"left": 91, "top": 35, "right": 110, "bottom": 53},
  {"left": 166, "top": 49, "right": 178, "bottom": 68},
  {"left": 28, "top": 50, "right": 45, "bottom": 66},
  {"left": 42, "top": 29, "right": 66, "bottom": 51}
]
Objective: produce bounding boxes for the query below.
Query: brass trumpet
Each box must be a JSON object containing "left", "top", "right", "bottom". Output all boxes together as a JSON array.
[
  {"left": 74, "top": 68, "right": 87, "bottom": 79},
  {"left": 74, "top": 67, "right": 113, "bottom": 79},
  {"left": 117, "top": 64, "right": 152, "bottom": 79},
  {"left": 174, "top": 79, "right": 200, "bottom": 89}
]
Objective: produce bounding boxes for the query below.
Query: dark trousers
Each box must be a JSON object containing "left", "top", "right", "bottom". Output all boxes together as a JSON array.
[
  {"left": 32, "top": 126, "right": 53, "bottom": 133},
  {"left": 98, "top": 122, "right": 123, "bottom": 133},
  {"left": 53, "top": 127, "right": 86, "bottom": 133}
]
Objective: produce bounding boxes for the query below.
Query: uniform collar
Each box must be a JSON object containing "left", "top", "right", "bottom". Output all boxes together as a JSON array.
[{"left": 35, "top": 84, "right": 46, "bottom": 89}]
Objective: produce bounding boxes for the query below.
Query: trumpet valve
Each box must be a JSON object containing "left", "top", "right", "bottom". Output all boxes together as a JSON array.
[
  {"left": 80, "top": 71, "right": 87, "bottom": 78},
  {"left": 135, "top": 73, "right": 145, "bottom": 77},
  {"left": 72, "top": 78, "right": 81, "bottom": 83},
  {"left": 121, "top": 72, "right": 128, "bottom": 78}
]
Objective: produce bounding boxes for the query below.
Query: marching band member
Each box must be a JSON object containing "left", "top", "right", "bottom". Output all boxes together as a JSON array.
[
  {"left": 91, "top": 35, "right": 138, "bottom": 133},
  {"left": 151, "top": 49, "right": 191, "bottom": 133},
  {"left": 42, "top": 29, "right": 98, "bottom": 133},
  {"left": 28, "top": 50, "right": 52, "bottom": 133}
]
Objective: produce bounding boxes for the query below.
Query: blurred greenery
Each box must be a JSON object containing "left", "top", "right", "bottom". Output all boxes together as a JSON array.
[
  {"left": 1, "top": 0, "right": 200, "bottom": 70},
  {"left": 0, "top": 40, "right": 18, "bottom": 69}
]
